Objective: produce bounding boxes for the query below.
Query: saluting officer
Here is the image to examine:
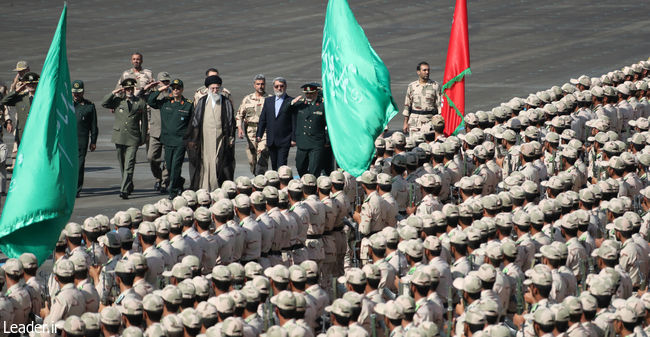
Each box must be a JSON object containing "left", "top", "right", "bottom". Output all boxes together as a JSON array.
[
  {"left": 72, "top": 80, "right": 98, "bottom": 197},
  {"left": 101, "top": 77, "right": 148, "bottom": 199},
  {"left": 146, "top": 79, "right": 193, "bottom": 199},
  {"left": 0, "top": 72, "right": 39, "bottom": 145},
  {"left": 293, "top": 83, "right": 328, "bottom": 177}
]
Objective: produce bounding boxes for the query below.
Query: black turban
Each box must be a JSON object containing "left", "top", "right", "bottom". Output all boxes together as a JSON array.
[{"left": 204, "top": 75, "right": 223, "bottom": 87}]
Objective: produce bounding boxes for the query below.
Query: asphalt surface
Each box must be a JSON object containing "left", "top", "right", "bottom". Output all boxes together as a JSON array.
[{"left": 0, "top": 0, "right": 649, "bottom": 223}]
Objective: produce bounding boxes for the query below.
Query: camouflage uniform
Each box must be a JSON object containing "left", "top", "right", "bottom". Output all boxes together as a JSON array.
[
  {"left": 236, "top": 92, "right": 271, "bottom": 174},
  {"left": 403, "top": 80, "right": 442, "bottom": 134}
]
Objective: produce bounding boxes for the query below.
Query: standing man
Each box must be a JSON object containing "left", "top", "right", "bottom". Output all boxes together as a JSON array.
[
  {"left": 293, "top": 83, "right": 327, "bottom": 176},
  {"left": 193, "top": 68, "right": 232, "bottom": 104},
  {"left": 148, "top": 72, "right": 172, "bottom": 193},
  {"left": 0, "top": 72, "right": 38, "bottom": 145},
  {"left": 146, "top": 79, "right": 194, "bottom": 199},
  {"left": 10, "top": 60, "right": 30, "bottom": 93},
  {"left": 402, "top": 62, "right": 442, "bottom": 135},
  {"left": 185, "top": 75, "right": 236, "bottom": 191},
  {"left": 101, "top": 77, "right": 148, "bottom": 199},
  {"left": 72, "top": 80, "right": 98, "bottom": 197},
  {"left": 115, "top": 52, "right": 154, "bottom": 98},
  {"left": 237, "top": 74, "right": 271, "bottom": 174},
  {"left": 256, "top": 77, "right": 295, "bottom": 170}
]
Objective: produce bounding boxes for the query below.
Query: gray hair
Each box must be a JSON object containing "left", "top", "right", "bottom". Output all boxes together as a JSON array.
[
  {"left": 253, "top": 74, "right": 266, "bottom": 82},
  {"left": 272, "top": 77, "right": 287, "bottom": 86}
]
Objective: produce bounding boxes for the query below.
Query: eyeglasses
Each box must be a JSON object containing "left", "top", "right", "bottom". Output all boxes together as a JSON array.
[
  {"left": 171, "top": 86, "right": 182, "bottom": 91},
  {"left": 274, "top": 85, "right": 285, "bottom": 89}
]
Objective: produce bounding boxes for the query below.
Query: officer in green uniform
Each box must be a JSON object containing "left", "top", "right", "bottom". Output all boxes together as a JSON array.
[
  {"left": 146, "top": 78, "right": 193, "bottom": 199},
  {"left": 293, "top": 83, "right": 328, "bottom": 176},
  {"left": 71, "top": 80, "right": 98, "bottom": 197},
  {"left": 0, "top": 72, "right": 39, "bottom": 145},
  {"left": 101, "top": 77, "right": 148, "bottom": 199}
]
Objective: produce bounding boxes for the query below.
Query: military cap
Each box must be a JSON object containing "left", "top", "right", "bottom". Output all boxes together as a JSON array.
[
  {"left": 373, "top": 173, "right": 390, "bottom": 186},
  {"left": 325, "top": 298, "right": 352, "bottom": 318},
  {"left": 155, "top": 218, "right": 170, "bottom": 235},
  {"left": 300, "top": 260, "right": 319, "bottom": 278},
  {"left": 18, "top": 253, "right": 38, "bottom": 270},
  {"left": 64, "top": 222, "right": 83, "bottom": 238},
  {"left": 208, "top": 265, "right": 231, "bottom": 282},
  {"left": 157, "top": 71, "right": 172, "bottom": 82},
  {"left": 539, "top": 245, "right": 561, "bottom": 261},
  {"left": 355, "top": 170, "right": 376, "bottom": 185},
  {"left": 578, "top": 292, "right": 597, "bottom": 312},
  {"left": 316, "top": 176, "right": 332, "bottom": 190},
  {"left": 297, "top": 175, "right": 316, "bottom": 189},
  {"left": 328, "top": 172, "right": 345, "bottom": 186},
  {"left": 429, "top": 114, "right": 445, "bottom": 128},
  {"left": 390, "top": 131, "right": 406, "bottom": 146},
  {"left": 476, "top": 264, "right": 496, "bottom": 283},
  {"left": 262, "top": 171, "right": 279, "bottom": 186},
  {"left": 178, "top": 279, "right": 196, "bottom": 301},
  {"left": 270, "top": 290, "right": 296, "bottom": 311},
  {"left": 142, "top": 204, "right": 158, "bottom": 218},
  {"left": 284, "top": 180, "right": 302, "bottom": 194},
  {"left": 163, "top": 263, "right": 191, "bottom": 279},
  {"left": 398, "top": 225, "right": 418, "bottom": 241},
  {"left": 80, "top": 312, "right": 100, "bottom": 332},
  {"left": 113, "top": 211, "right": 132, "bottom": 227},
  {"left": 252, "top": 275, "right": 270, "bottom": 295},
  {"left": 136, "top": 221, "right": 156, "bottom": 236},
  {"left": 13, "top": 60, "right": 29, "bottom": 71},
  {"left": 228, "top": 263, "right": 245, "bottom": 283},
  {"left": 95, "top": 214, "right": 110, "bottom": 231},
  {"left": 160, "top": 285, "right": 182, "bottom": 305},
  {"left": 368, "top": 232, "right": 387, "bottom": 251},
  {"left": 421, "top": 235, "right": 441, "bottom": 253},
  {"left": 464, "top": 226, "right": 481, "bottom": 242},
  {"left": 119, "top": 296, "right": 144, "bottom": 316},
  {"left": 100, "top": 306, "right": 122, "bottom": 325},
  {"left": 2, "top": 258, "right": 23, "bottom": 276},
  {"left": 142, "top": 293, "right": 164, "bottom": 312},
  {"left": 411, "top": 268, "right": 431, "bottom": 286},
  {"left": 465, "top": 308, "right": 486, "bottom": 326},
  {"left": 196, "top": 189, "right": 211, "bottom": 206},
  {"left": 241, "top": 285, "right": 260, "bottom": 303},
  {"left": 375, "top": 300, "right": 403, "bottom": 320},
  {"left": 114, "top": 259, "right": 135, "bottom": 275},
  {"left": 172, "top": 196, "right": 188, "bottom": 211},
  {"left": 126, "top": 207, "right": 144, "bottom": 224},
  {"left": 168, "top": 78, "right": 183, "bottom": 88},
  {"left": 67, "top": 254, "right": 87, "bottom": 272},
  {"left": 613, "top": 306, "right": 637, "bottom": 324},
  {"left": 69, "top": 80, "right": 86, "bottom": 94},
  {"left": 483, "top": 242, "right": 503, "bottom": 260},
  {"left": 243, "top": 262, "right": 263, "bottom": 280},
  {"left": 81, "top": 217, "right": 100, "bottom": 234},
  {"left": 512, "top": 210, "right": 530, "bottom": 227},
  {"left": 339, "top": 267, "right": 365, "bottom": 286},
  {"left": 533, "top": 307, "right": 555, "bottom": 326},
  {"left": 448, "top": 228, "right": 468, "bottom": 245},
  {"left": 252, "top": 175, "right": 268, "bottom": 189},
  {"left": 374, "top": 137, "right": 386, "bottom": 149},
  {"left": 161, "top": 314, "right": 184, "bottom": 334},
  {"left": 452, "top": 273, "right": 482, "bottom": 293},
  {"left": 117, "top": 227, "right": 134, "bottom": 244},
  {"left": 178, "top": 308, "right": 201, "bottom": 329},
  {"left": 21, "top": 72, "right": 39, "bottom": 84},
  {"left": 122, "top": 327, "right": 143, "bottom": 337},
  {"left": 264, "top": 264, "right": 290, "bottom": 283},
  {"left": 98, "top": 231, "right": 120, "bottom": 248},
  {"left": 210, "top": 199, "right": 233, "bottom": 217},
  {"left": 454, "top": 176, "right": 474, "bottom": 190},
  {"left": 53, "top": 259, "right": 74, "bottom": 278},
  {"left": 121, "top": 77, "right": 137, "bottom": 88},
  {"left": 362, "top": 264, "right": 381, "bottom": 281},
  {"left": 524, "top": 264, "right": 552, "bottom": 286},
  {"left": 391, "top": 153, "right": 407, "bottom": 168},
  {"left": 613, "top": 217, "right": 633, "bottom": 231}
]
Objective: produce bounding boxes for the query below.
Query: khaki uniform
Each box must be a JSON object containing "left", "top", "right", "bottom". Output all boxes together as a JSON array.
[
  {"left": 620, "top": 239, "right": 642, "bottom": 287},
  {"left": 402, "top": 80, "right": 442, "bottom": 134},
  {"left": 617, "top": 100, "right": 634, "bottom": 138},
  {"left": 156, "top": 239, "right": 177, "bottom": 268},
  {"left": 236, "top": 92, "right": 271, "bottom": 174},
  {"left": 381, "top": 192, "right": 398, "bottom": 227},
  {"left": 303, "top": 195, "right": 326, "bottom": 262},
  {"left": 142, "top": 246, "right": 165, "bottom": 285},
  {"left": 169, "top": 234, "right": 193, "bottom": 263},
  {"left": 44, "top": 283, "right": 85, "bottom": 326},
  {"left": 240, "top": 216, "right": 262, "bottom": 263},
  {"left": 228, "top": 220, "right": 246, "bottom": 262},
  {"left": 331, "top": 191, "right": 350, "bottom": 274},
  {"left": 115, "top": 68, "right": 154, "bottom": 96},
  {"left": 25, "top": 277, "right": 45, "bottom": 318},
  {"left": 414, "top": 297, "right": 444, "bottom": 329},
  {"left": 96, "top": 254, "right": 121, "bottom": 302},
  {"left": 215, "top": 223, "right": 236, "bottom": 265},
  {"left": 565, "top": 237, "right": 587, "bottom": 278},
  {"left": 256, "top": 212, "right": 277, "bottom": 269},
  {"left": 132, "top": 278, "right": 155, "bottom": 299},
  {"left": 416, "top": 194, "right": 442, "bottom": 215},
  {"left": 359, "top": 191, "right": 384, "bottom": 265},
  {"left": 288, "top": 203, "right": 310, "bottom": 265},
  {"left": 281, "top": 209, "right": 299, "bottom": 265},
  {"left": 268, "top": 207, "right": 289, "bottom": 266},
  {"left": 147, "top": 88, "right": 170, "bottom": 187},
  {"left": 321, "top": 196, "right": 338, "bottom": 289},
  {"left": 5, "top": 283, "right": 31, "bottom": 325},
  {"left": 77, "top": 278, "right": 100, "bottom": 312}
]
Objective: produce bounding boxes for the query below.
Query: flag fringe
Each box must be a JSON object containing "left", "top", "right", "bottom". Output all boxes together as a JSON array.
[{"left": 441, "top": 67, "right": 471, "bottom": 91}]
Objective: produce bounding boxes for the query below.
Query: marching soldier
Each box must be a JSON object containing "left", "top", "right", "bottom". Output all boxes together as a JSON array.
[
  {"left": 72, "top": 80, "right": 98, "bottom": 197},
  {"left": 237, "top": 74, "right": 271, "bottom": 174},
  {"left": 101, "top": 77, "right": 148, "bottom": 199},
  {"left": 402, "top": 62, "right": 442, "bottom": 135},
  {"left": 148, "top": 72, "right": 172, "bottom": 193}
]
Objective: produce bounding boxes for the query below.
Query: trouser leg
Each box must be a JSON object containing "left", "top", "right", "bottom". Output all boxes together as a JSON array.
[
  {"left": 166, "top": 145, "right": 185, "bottom": 197},
  {"left": 115, "top": 144, "right": 126, "bottom": 193},
  {"left": 147, "top": 136, "right": 163, "bottom": 183},
  {"left": 123, "top": 145, "right": 138, "bottom": 194},
  {"left": 245, "top": 126, "right": 257, "bottom": 174},
  {"left": 269, "top": 146, "right": 279, "bottom": 170},
  {"left": 307, "top": 147, "right": 324, "bottom": 176},
  {"left": 295, "top": 148, "right": 309, "bottom": 177},
  {"left": 78, "top": 140, "right": 88, "bottom": 194},
  {"left": 277, "top": 146, "right": 290, "bottom": 167}
]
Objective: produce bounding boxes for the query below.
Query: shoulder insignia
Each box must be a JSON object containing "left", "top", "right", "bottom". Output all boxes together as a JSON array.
[{"left": 187, "top": 99, "right": 193, "bottom": 104}]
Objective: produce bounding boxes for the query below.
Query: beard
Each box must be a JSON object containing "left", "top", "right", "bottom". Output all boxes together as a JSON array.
[
  {"left": 208, "top": 91, "right": 221, "bottom": 105},
  {"left": 274, "top": 89, "right": 285, "bottom": 97}
]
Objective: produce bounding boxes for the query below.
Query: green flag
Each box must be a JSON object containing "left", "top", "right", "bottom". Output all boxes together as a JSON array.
[
  {"left": 0, "top": 5, "right": 77, "bottom": 264},
  {"left": 322, "top": 0, "right": 399, "bottom": 177}
]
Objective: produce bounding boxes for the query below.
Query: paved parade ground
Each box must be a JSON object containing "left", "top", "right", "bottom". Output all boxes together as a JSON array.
[{"left": 1, "top": 0, "right": 649, "bottom": 221}]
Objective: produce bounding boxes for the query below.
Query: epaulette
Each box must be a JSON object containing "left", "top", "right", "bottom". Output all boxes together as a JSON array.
[{"left": 186, "top": 99, "right": 193, "bottom": 104}]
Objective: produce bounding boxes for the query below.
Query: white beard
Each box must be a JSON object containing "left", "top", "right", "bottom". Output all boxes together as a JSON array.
[
  {"left": 274, "top": 90, "right": 285, "bottom": 98},
  {"left": 208, "top": 91, "right": 221, "bottom": 106}
]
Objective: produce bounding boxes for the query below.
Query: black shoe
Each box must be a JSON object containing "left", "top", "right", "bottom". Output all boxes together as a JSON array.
[
  {"left": 160, "top": 186, "right": 168, "bottom": 194},
  {"left": 120, "top": 192, "right": 129, "bottom": 200},
  {"left": 154, "top": 181, "right": 161, "bottom": 191}
]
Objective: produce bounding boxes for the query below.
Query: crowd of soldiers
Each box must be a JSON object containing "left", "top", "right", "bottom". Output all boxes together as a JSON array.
[{"left": 0, "top": 56, "right": 650, "bottom": 337}]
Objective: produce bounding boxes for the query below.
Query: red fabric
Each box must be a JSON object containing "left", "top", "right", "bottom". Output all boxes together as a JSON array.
[{"left": 441, "top": 0, "right": 470, "bottom": 136}]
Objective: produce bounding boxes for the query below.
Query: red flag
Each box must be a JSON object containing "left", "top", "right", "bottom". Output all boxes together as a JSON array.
[{"left": 441, "top": 0, "right": 471, "bottom": 136}]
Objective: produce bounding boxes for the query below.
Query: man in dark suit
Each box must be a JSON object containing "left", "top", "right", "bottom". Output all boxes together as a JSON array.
[{"left": 256, "top": 77, "right": 295, "bottom": 170}]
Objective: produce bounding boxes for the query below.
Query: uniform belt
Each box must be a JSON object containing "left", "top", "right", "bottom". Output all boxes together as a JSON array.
[
  {"left": 268, "top": 250, "right": 282, "bottom": 256},
  {"left": 246, "top": 122, "right": 258, "bottom": 127},
  {"left": 323, "top": 230, "right": 335, "bottom": 236},
  {"left": 260, "top": 252, "right": 269, "bottom": 257},
  {"left": 361, "top": 230, "right": 380, "bottom": 239},
  {"left": 291, "top": 243, "right": 305, "bottom": 250},
  {"left": 410, "top": 109, "right": 437, "bottom": 115},
  {"left": 241, "top": 258, "right": 258, "bottom": 264},
  {"left": 333, "top": 226, "right": 344, "bottom": 232},
  {"left": 306, "top": 234, "right": 323, "bottom": 239}
]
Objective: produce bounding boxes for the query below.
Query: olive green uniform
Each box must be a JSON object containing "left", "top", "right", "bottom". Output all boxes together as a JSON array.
[
  {"left": 75, "top": 98, "right": 98, "bottom": 194},
  {"left": 294, "top": 97, "right": 327, "bottom": 176},
  {"left": 147, "top": 90, "right": 193, "bottom": 198},
  {"left": 0, "top": 91, "right": 32, "bottom": 144},
  {"left": 101, "top": 93, "right": 148, "bottom": 195}
]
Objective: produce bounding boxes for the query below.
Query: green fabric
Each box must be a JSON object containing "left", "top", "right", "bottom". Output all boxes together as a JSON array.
[
  {"left": 442, "top": 92, "right": 466, "bottom": 136},
  {"left": 321, "top": 0, "right": 399, "bottom": 177},
  {"left": 0, "top": 5, "right": 78, "bottom": 265},
  {"left": 441, "top": 67, "right": 472, "bottom": 91},
  {"left": 442, "top": 67, "right": 471, "bottom": 136}
]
